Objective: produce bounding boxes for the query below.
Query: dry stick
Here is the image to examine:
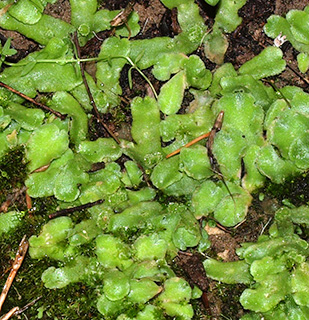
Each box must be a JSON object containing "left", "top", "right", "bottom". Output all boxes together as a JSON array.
[
  {"left": 201, "top": 291, "right": 211, "bottom": 315},
  {"left": 263, "top": 79, "right": 292, "bottom": 108},
  {"left": 110, "top": 0, "right": 136, "bottom": 39},
  {"left": 110, "top": 1, "right": 135, "bottom": 27},
  {"left": 0, "top": 307, "right": 19, "bottom": 320},
  {"left": 0, "top": 236, "right": 29, "bottom": 313},
  {"left": 206, "top": 111, "right": 224, "bottom": 167},
  {"left": 0, "top": 82, "right": 66, "bottom": 120},
  {"left": 286, "top": 64, "right": 309, "bottom": 86},
  {"left": 166, "top": 131, "right": 211, "bottom": 159},
  {"left": 14, "top": 296, "right": 42, "bottom": 315},
  {"left": 0, "top": 2, "right": 13, "bottom": 17},
  {"left": 0, "top": 186, "right": 27, "bottom": 213},
  {"left": 72, "top": 33, "right": 153, "bottom": 187},
  {"left": 49, "top": 199, "right": 104, "bottom": 219},
  {"left": 206, "top": 111, "right": 235, "bottom": 204},
  {"left": 73, "top": 33, "right": 155, "bottom": 188},
  {"left": 72, "top": 33, "right": 120, "bottom": 144}
]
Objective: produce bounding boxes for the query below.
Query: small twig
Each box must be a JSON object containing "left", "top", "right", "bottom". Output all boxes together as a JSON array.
[
  {"left": 166, "top": 131, "right": 211, "bottom": 159},
  {"left": 135, "top": 162, "right": 153, "bottom": 188},
  {"left": 286, "top": 64, "right": 309, "bottom": 85},
  {"left": 72, "top": 32, "right": 120, "bottom": 144},
  {"left": 0, "top": 186, "right": 27, "bottom": 213},
  {"left": 263, "top": 79, "right": 292, "bottom": 108},
  {"left": 110, "top": 0, "right": 135, "bottom": 39},
  {"left": 178, "top": 250, "right": 193, "bottom": 256},
  {"left": 0, "top": 236, "right": 28, "bottom": 313},
  {"left": 0, "top": 2, "right": 13, "bottom": 17},
  {"left": 215, "top": 222, "right": 232, "bottom": 234},
  {"left": 206, "top": 111, "right": 235, "bottom": 205},
  {"left": 14, "top": 296, "right": 42, "bottom": 315},
  {"left": 111, "top": 1, "right": 135, "bottom": 27},
  {"left": 0, "top": 82, "right": 66, "bottom": 120},
  {"left": 49, "top": 199, "right": 104, "bottom": 219},
  {"left": 0, "top": 307, "right": 19, "bottom": 320},
  {"left": 233, "top": 218, "right": 246, "bottom": 229},
  {"left": 25, "top": 190, "right": 32, "bottom": 211},
  {"left": 260, "top": 217, "right": 272, "bottom": 235},
  {"left": 201, "top": 291, "right": 211, "bottom": 315}
]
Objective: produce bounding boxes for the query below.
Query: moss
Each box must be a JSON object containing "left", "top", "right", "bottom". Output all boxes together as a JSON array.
[
  {"left": 191, "top": 299, "right": 211, "bottom": 320},
  {"left": 265, "top": 172, "right": 309, "bottom": 206},
  {"left": 109, "top": 104, "right": 131, "bottom": 126},
  {"left": 213, "top": 282, "right": 246, "bottom": 319},
  {"left": 0, "top": 146, "right": 27, "bottom": 203},
  {"left": 31, "top": 196, "right": 58, "bottom": 216},
  {"left": 156, "top": 191, "right": 191, "bottom": 208},
  {"left": 1, "top": 264, "right": 102, "bottom": 319}
]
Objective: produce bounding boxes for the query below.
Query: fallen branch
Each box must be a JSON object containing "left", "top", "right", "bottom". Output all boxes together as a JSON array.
[
  {"left": 49, "top": 199, "right": 104, "bottom": 219},
  {"left": 72, "top": 32, "right": 120, "bottom": 144},
  {"left": 0, "top": 236, "right": 29, "bottom": 314},
  {"left": 0, "top": 82, "right": 66, "bottom": 120},
  {"left": 166, "top": 131, "right": 211, "bottom": 159}
]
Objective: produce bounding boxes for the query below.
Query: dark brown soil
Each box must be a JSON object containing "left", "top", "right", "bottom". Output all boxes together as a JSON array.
[{"left": 1, "top": 1, "right": 307, "bottom": 320}]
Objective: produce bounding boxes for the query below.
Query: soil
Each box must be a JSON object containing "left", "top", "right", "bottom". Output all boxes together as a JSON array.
[{"left": 1, "top": 1, "right": 309, "bottom": 320}]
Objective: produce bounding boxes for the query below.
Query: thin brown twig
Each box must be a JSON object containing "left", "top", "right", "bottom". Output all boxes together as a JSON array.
[
  {"left": 286, "top": 64, "right": 309, "bottom": 85},
  {"left": 206, "top": 111, "right": 235, "bottom": 205},
  {"left": 110, "top": 1, "right": 135, "bottom": 27},
  {"left": 0, "top": 306, "right": 19, "bottom": 320},
  {"left": 14, "top": 296, "right": 42, "bottom": 315},
  {"left": 201, "top": 291, "right": 211, "bottom": 315},
  {"left": 72, "top": 32, "right": 120, "bottom": 144},
  {"left": 0, "top": 82, "right": 66, "bottom": 120},
  {"left": 110, "top": 1, "right": 136, "bottom": 40},
  {"left": 49, "top": 199, "right": 104, "bottom": 219},
  {"left": 166, "top": 131, "right": 211, "bottom": 159},
  {"left": 0, "top": 236, "right": 28, "bottom": 313},
  {"left": 0, "top": 186, "right": 27, "bottom": 213},
  {"left": 0, "top": 2, "right": 13, "bottom": 17}
]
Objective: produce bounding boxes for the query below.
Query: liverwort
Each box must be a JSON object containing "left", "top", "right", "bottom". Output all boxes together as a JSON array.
[
  {"left": 78, "top": 138, "right": 122, "bottom": 163},
  {"left": 49, "top": 92, "right": 88, "bottom": 145},
  {"left": 134, "top": 233, "right": 168, "bottom": 260},
  {"left": 158, "top": 71, "right": 186, "bottom": 115},
  {"left": 69, "top": 0, "right": 97, "bottom": 45},
  {"left": 156, "top": 277, "right": 194, "bottom": 319},
  {"left": 128, "top": 279, "right": 162, "bottom": 304},
  {"left": 239, "top": 47, "right": 286, "bottom": 79},
  {"left": 0, "top": 12, "right": 74, "bottom": 46},
  {"left": 4, "top": 102, "right": 45, "bottom": 131},
  {"left": 42, "top": 255, "right": 91, "bottom": 289},
  {"left": 103, "top": 269, "right": 131, "bottom": 301},
  {"left": 204, "top": 259, "right": 252, "bottom": 284},
  {"left": 240, "top": 271, "right": 290, "bottom": 312},
  {"left": 213, "top": 0, "right": 247, "bottom": 33},
  {"left": 96, "top": 234, "right": 133, "bottom": 270},
  {"left": 297, "top": 52, "right": 309, "bottom": 73},
  {"left": 125, "top": 96, "right": 161, "bottom": 168},
  {"left": 26, "top": 123, "right": 69, "bottom": 172},
  {"left": 29, "top": 216, "right": 75, "bottom": 261},
  {"left": 2, "top": 1, "right": 309, "bottom": 319},
  {"left": 8, "top": 0, "right": 44, "bottom": 25}
]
